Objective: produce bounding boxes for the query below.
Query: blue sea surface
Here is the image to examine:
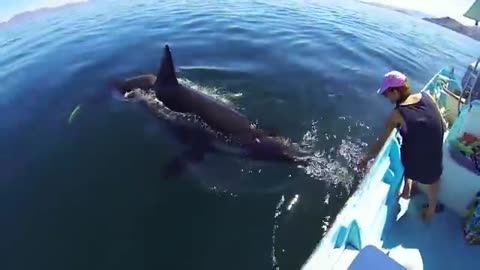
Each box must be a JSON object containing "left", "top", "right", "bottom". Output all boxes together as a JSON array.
[{"left": 0, "top": 0, "right": 479, "bottom": 269}]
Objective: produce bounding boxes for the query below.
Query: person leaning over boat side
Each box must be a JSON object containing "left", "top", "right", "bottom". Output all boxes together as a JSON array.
[{"left": 358, "top": 71, "right": 446, "bottom": 221}]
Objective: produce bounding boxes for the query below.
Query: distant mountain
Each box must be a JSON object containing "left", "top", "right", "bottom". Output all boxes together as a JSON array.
[
  {"left": 0, "top": 0, "right": 89, "bottom": 26},
  {"left": 423, "top": 17, "right": 480, "bottom": 41},
  {"left": 360, "top": 1, "right": 431, "bottom": 19},
  {"left": 360, "top": 1, "right": 480, "bottom": 42}
]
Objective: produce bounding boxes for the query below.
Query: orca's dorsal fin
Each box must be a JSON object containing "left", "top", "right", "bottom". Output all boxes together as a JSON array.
[{"left": 154, "top": 45, "right": 178, "bottom": 87}]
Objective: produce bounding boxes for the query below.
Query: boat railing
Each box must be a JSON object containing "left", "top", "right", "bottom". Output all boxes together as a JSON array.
[
  {"left": 423, "top": 68, "right": 465, "bottom": 126},
  {"left": 302, "top": 129, "right": 405, "bottom": 269}
]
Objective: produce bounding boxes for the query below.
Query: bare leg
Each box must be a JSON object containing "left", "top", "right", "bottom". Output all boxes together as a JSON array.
[
  {"left": 422, "top": 179, "right": 440, "bottom": 221},
  {"left": 399, "top": 177, "right": 413, "bottom": 199}
]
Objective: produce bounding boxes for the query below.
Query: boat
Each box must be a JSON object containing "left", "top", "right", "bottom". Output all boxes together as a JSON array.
[
  {"left": 301, "top": 58, "right": 480, "bottom": 270},
  {"left": 464, "top": 0, "right": 480, "bottom": 26}
]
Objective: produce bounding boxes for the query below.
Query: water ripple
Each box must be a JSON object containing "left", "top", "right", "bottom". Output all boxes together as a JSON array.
[{"left": 1, "top": 0, "right": 480, "bottom": 269}]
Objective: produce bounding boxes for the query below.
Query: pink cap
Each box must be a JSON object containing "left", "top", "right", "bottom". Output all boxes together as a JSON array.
[{"left": 377, "top": 70, "right": 407, "bottom": 94}]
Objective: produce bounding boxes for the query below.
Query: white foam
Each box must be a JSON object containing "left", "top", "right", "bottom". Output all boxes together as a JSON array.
[
  {"left": 178, "top": 78, "right": 243, "bottom": 107},
  {"left": 302, "top": 138, "right": 366, "bottom": 192},
  {"left": 301, "top": 120, "right": 319, "bottom": 150},
  {"left": 286, "top": 194, "right": 299, "bottom": 211},
  {"left": 271, "top": 195, "right": 286, "bottom": 270}
]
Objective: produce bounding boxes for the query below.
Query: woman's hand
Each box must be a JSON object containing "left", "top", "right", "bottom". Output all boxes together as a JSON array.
[
  {"left": 356, "top": 110, "right": 401, "bottom": 172},
  {"left": 357, "top": 155, "right": 371, "bottom": 171}
]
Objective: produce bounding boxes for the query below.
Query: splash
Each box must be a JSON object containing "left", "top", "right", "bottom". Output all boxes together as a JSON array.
[
  {"left": 286, "top": 194, "right": 299, "bottom": 211},
  {"left": 303, "top": 151, "right": 353, "bottom": 187},
  {"left": 178, "top": 78, "right": 244, "bottom": 107},
  {"left": 321, "top": 215, "right": 331, "bottom": 237},
  {"left": 125, "top": 88, "right": 217, "bottom": 132},
  {"left": 68, "top": 104, "right": 81, "bottom": 124},
  {"left": 300, "top": 120, "right": 318, "bottom": 150},
  {"left": 337, "top": 138, "right": 368, "bottom": 175},
  {"left": 298, "top": 120, "right": 368, "bottom": 192},
  {"left": 123, "top": 77, "right": 244, "bottom": 113},
  {"left": 271, "top": 195, "right": 286, "bottom": 270},
  {"left": 270, "top": 192, "right": 307, "bottom": 269},
  {"left": 302, "top": 144, "right": 366, "bottom": 192}
]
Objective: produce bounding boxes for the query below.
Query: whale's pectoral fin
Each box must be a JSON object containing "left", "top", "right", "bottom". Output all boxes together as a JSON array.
[{"left": 161, "top": 147, "right": 207, "bottom": 179}]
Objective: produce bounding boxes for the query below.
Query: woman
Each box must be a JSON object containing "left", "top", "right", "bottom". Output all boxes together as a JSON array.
[{"left": 359, "top": 70, "right": 446, "bottom": 221}]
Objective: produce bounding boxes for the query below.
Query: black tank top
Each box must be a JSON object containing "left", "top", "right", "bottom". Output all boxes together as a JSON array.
[{"left": 396, "top": 92, "right": 444, "bottom": 170}]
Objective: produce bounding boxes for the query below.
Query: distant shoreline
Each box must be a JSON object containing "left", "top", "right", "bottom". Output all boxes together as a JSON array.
[
  {"left": 423, "top": 17, "right": 480, "bottom": 42},
  {"left": 360, "top": 1, "right": 479, "bottom": 42},
  {"left": 0, "top": 0, "right": 90, "bottom": 27},
  {"left": 359, "top": 1, "right": 431, "bottom": 18}
]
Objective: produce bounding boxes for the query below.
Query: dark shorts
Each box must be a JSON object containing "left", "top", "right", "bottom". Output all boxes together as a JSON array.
[
  {"left": 404, "top": 170, "right": 441, "bottom": 185},
  {"left": 402, "top": 152, "right": 442, "bottom": 185}
]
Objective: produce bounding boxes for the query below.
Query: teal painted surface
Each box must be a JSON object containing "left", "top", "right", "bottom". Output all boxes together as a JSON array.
[
  {"left": 383, "top": 193, "right": 480, "bottom": 270},
  {"left": 334, "top": 220, "right": 362, "bottom": 250}
]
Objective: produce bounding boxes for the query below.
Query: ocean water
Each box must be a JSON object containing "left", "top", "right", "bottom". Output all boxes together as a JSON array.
[{"left": 0, "top": 0, "right": 479, "bottom": 269}]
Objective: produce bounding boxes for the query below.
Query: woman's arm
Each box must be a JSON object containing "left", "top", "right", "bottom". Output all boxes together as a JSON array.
[{"left": 362, "top": 110, "right": 402, "bottom": 162}]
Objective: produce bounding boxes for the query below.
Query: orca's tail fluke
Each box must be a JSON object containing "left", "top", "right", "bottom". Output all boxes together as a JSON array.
[{"left": 154, "top": 44, "right": 179, "bottom": 88}]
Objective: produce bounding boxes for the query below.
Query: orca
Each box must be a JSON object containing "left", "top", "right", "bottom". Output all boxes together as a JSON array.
[
  {"left": 152, "top": 45, "right": 270, "bottom": 143},
  {"left": 118, "top": 88, "right": 309, "bottom": 178}
]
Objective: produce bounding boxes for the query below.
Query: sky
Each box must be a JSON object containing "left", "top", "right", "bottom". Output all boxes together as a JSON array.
[{"left": 0, "top": 0, "right": 477, "bottom": 25}]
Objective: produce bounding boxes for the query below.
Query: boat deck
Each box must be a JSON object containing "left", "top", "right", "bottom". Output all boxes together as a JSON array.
[{"left": 382, "top": 194, "right": 480, "bottom": 270}]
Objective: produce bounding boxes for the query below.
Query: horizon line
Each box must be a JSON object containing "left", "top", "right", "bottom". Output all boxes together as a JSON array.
[{"left": 0, "top": 0, "right": 90, "bottom": 25}]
